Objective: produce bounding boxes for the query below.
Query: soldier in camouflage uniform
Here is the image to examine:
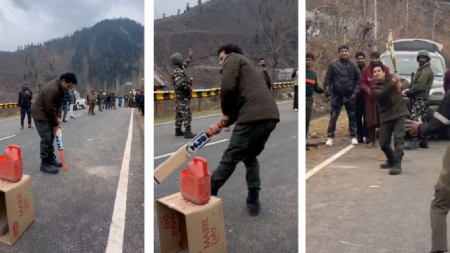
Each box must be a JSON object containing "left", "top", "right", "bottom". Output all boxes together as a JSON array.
[
  {"left": 404, "top": 50, "right": 434, "bottom": 150},
  {"left": 97, "top": 90, "right": 104, "bottom": 112},
  {"left": 170, "top": 49, "right": 196, "bottom": 138},
  {"left": 111, "top": 92, "right": 116, "bottom": 110},
  {"left": 88, "top": 89, "right": 97, "bottom": 116}
]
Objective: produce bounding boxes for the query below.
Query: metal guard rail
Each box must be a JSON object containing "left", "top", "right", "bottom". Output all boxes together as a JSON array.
[
  {"left": 0, "top": 102, "right": 34, "bottom": 109},
  {"left": 154, "top": 82, "right": 294, "bottom": 101}
]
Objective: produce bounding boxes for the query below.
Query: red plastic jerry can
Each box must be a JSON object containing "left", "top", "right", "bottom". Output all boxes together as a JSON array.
[
  {"left": 0, "top": 145, "right": 24, "bottom": 183},
  {"left": 180, "top": 157, "right": 211, "bottom": 205}
]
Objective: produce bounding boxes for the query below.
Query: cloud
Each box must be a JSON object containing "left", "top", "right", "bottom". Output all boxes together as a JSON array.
[{"left": 0, "top": 0, "right": 144, "bottom": 51}]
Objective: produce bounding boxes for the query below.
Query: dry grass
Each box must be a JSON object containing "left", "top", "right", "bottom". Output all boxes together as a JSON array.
[{"left": 306, "top": 111, "right": 350, "bottom": 163}]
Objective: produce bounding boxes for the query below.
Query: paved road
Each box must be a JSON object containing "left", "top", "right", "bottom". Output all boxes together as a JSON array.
[
  {"left": 306, "top": 141, "right": 449, "bottom": 253},
  {"left": 0, "top": 106, "right": 144, "bottom": 252},
  {"left": 154, "top": 102, "right": 299, "bottom": 253}
]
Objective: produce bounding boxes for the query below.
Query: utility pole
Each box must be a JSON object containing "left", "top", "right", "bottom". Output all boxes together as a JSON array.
[
  {"left": 432, "top": 9, "right": 437, "bottom": 40},
  {"left": 373, "top": 0, "right": 377, "bottom": 51},
  {"left": 405, "top": 0, "right": 409, "bottom": 33}
]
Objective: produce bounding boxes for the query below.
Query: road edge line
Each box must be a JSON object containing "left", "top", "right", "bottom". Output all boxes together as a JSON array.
[
  {"left": 305, "top": 144, "right": 355, "bottom": 180},
  {"left": 153, "top": 101, "right": 292, "bottom": 126},
  {"left": 105, "top": 108, "right": 134, "bottom": 253}
]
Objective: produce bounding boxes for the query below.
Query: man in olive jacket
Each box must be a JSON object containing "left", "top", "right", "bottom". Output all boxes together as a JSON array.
[
  {"left": 209, "top": 44, "right": 280, "bottom": 216},
  {"left": 370, "top": 63, "right": 409, "bottom": 176},
  {"left": 32, "top": 72, "right": 78, "bottom": 174}
]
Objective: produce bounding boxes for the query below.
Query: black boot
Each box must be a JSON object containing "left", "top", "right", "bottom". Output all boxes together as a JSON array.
[
  {"left": 48, "top": 152, "right": 63, "bottom": 168},
  {"left": 405, "top": 137, "right": 419, "bottom": 150},
  {"left": 184, "top": 128, "right": 196, "bottom": 138},
  {"left": 380, "top": 156, "right": 395, "bottom": 169},
  {"left": 419, "top": 138, "right": 429, "bottom": 149},
  {"left": 246, "top": 190, "right": 260, "bottom": 216},
  {"left": 389, "top": 155, "right": 402, "bottom": 175},
  {"left": 40, "top": 158, "right": 59, "bottom": 174},
  {"left": 211, "top": 186, "right": 219, "bottom": 197},
  {"left": 175, "top": 128, "right": 184, "bottom": 137}
]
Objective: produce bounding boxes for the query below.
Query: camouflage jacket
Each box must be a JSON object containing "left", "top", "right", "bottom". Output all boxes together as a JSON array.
[
  {"left": 97, "top": 93, "right": 105, "bottom": 102},
  {"left": 111, "top": 95, "right": 116, "bottom": 102},
  {"left": 171, "top": 58, "right": 192, "bottom": 96}
]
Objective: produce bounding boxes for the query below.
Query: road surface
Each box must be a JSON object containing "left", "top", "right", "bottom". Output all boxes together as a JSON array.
[
  {"left": 153, "top": 102, "right": 299, "bottom": 253},
  {"left": 306, "top": 140, "right": 449, "bottom": 253},
  {"left": 0, "top": 106, "right": 144, "bottom": 252}
]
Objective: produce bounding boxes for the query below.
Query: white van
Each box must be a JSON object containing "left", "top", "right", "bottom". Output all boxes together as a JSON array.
[{"left": 73, "top": 90, "right": 86, "bottom": 110}]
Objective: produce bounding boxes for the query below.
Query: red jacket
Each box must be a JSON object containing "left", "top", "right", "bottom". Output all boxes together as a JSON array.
[{"left": 361, "top": 63, "right": 391, "bottom": 100}]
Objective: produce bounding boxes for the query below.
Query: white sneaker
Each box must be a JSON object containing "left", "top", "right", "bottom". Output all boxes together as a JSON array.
[
  {"left": 293, "top": 109, "right": 298, "bottom": 112},
  {"left": 351, "top": 137, "right": 359, "bottom": 145},
  {"left": 326, "top": 138, "right": 334, "bottom": 146},
  {"left": 363, "top": 137, "right": 366, "bottom": 144}
]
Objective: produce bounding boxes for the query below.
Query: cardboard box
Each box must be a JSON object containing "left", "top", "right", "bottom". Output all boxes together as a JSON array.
[
  {"left": 156, "top": 193, "right": 227, "bottom": 253},
  {"left": 0, "top": 175, "right": 35, "bottom": 246}
]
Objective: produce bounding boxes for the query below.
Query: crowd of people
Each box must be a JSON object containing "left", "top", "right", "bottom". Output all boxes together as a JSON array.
[{"left": 305, "top": 45, "right": 435, "bottom": 175}]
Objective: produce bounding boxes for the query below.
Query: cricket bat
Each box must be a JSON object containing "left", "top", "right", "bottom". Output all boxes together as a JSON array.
[
  {"left": 55, "top": 129, "right": 67, "bottom": 171},
  {"left": 154, "top": 123, "right": 222, "bottom": 185}
]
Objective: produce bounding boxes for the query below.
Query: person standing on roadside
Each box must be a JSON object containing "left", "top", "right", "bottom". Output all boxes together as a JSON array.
[
  {"left": 306, "top": 53, "right": 324, "bottom": 150},
  {"left": 68, "top": 88, "right": 76, "bottom": 119},
  {"left": 138, "top": 90, "right": 144, "bottom": 116},
  {"left": 324, "top": 45, "right": 361, "bottom": 146},
  {"left": 355, "top": 52, "right": 366, "bottom": 143},
  {"left": 170, "top": 48, "right": 196, "bottom": 138},
  {"left": 18, "top": 82, "right": 34, "bottom": 130},
  {"left": 124, "top": 94, "right": 129, "bottom": 107},
  {"left": 61, "top": 90, "right": 71, "bottom": 122},
  {"left": 292, "top": 65, "right": 299, "bottom": 111},
  {"left": 31, "top": 72, "right": 77, "bottom": 174},
  {"left": 209, "top": 44, "right": 280, "bottom": 216},
  {"left": 360, "top": 52, "right": 391, "bottom": 147},
  {"left": 258, "top": 58, "right": 272, "bottom": 90},
  {"left": 97, "top": 90, "right": 104, "bottom": 112},
  {"left": 404, "top": 50, "right": 434, "bottom": 150}
]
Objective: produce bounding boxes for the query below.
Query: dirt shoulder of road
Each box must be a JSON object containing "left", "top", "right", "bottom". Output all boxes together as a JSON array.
[
  {"left": 306, "top": 112, "right": 350, "bottom": 163},
  {"left": 135, "top": 108, "right": 144, "bottom": 135}
]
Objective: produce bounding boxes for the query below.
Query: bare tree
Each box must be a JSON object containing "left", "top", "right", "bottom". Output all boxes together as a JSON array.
[{"left": 257, "top": 0, "right": 297, "bottom": 79}]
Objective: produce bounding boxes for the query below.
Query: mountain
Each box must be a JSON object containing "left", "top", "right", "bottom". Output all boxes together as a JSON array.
[
  {"left": 0, "top": 18, "right": 144, "bottom": 103},
  {"left": 154, "top": 0, "right": 298, "bottom": 89}
]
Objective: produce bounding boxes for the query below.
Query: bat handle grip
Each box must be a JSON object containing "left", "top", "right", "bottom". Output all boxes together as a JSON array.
[{"left": 207, "top": 123, "right": 223, "bottom": 137}]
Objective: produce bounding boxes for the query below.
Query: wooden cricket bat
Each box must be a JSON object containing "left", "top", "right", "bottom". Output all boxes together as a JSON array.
[
  {"left": 154, "top": 124, "right": 221, "bottom": 185},
  {"left": 56, "top": 128, "right": 67, "bottom": 171}
]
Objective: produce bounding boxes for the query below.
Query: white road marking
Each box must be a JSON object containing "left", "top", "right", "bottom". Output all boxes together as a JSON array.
[
  {"left": 0, "top": 135, "right": 15, "bottom": 141},
  {"left": 154, "top": 101, "right": 292, "bottom": 126},
  {"left": 74, "top": 114, "right": 82, "bottom": 117},
  {"left": 154, "top": 138, "right": 230, "bottom": 160},
  {"left": 105, "top": 108, "right": 134, "bottom": 253},
  {"left": 305, "top": 144, "right": 355, "bottom": 180}
]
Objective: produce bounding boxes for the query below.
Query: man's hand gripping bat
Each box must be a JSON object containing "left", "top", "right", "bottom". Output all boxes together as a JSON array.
[{"left": 56, "top": 129, "right": 67, "bottom": 171}]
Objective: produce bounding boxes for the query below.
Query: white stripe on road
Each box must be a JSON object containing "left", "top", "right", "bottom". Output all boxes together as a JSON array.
[
  {"left": 154, "top": 138, "right": 230, "bottom": 160},
  {"left": 105, "top": 108, "right": 134, "bottom": 253},
  {"left": 305, "top": 144, "right": 355, "bottom": 180},
  {"left": 0, "top": 135, "right": 15, "bottom": 141},
  {"left": 154, "top": 101, "right": 292, "bottom": 126}
]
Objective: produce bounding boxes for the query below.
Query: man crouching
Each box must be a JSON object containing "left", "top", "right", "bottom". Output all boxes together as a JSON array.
[{"left": 370, "top": 63, "right": 409, "bottom": 175}]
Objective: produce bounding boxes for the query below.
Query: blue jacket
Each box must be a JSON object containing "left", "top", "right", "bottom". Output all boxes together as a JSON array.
[{"left": 61, "top": 91, "right": 71, "bottom": 106}]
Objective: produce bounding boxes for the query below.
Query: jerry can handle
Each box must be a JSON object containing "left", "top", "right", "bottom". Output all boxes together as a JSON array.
[
  {"left": 8, "top": 145, "right": 21, "bottom": 158},
  {"left": 191, "top": 157, "right": 208, "bottom": 175}
]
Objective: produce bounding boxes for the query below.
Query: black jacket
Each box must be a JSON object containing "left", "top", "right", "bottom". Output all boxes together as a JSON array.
[
  {"left": 324, "top": 59, "right": 361, "bottom": 97},
  {"left": 419, "top": 91, "right": 450, "bottom": 135},
  {"left": 18, "top": 88, "right": 33, "bottom": 107}
]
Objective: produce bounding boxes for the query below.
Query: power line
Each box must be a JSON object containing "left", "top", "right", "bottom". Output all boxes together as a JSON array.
[
  {"left": 0, "top": 0, "right": 46, "bottom": 38},
  {"left": 13, "top": 0, "right": 57, "bottom": 37}
]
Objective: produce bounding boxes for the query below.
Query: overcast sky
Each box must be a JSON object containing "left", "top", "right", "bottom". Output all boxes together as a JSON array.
[
  {"left": 154, "top": 0, "right": 210, "bottom": 19},
  {"left": 0, "top": 0, "right": 144, "bottom": 52}
]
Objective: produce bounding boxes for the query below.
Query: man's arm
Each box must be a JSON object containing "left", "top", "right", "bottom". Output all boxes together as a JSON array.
[
  {"left": 323, "top": 63, "right": 333, "bottom": 95},
  {"left": 18, "top": 91, "right": 22, "bottom": 107},
  {"left": 173, "top": 73, "right": 192, "bottom": 92},
  {"left": 314, "top": 75, "right": 324, "bottom": 94},
  {"left": 419, "top": 92, "right": 450, "bottom": 135},
  {"left": 182, "top": 58, "right": 191, "bottom": 69},
  {"left": 44, "top": 93, "right": 60, "bottom": 127},
  {"left": 263, "top": 71, "right": 272, "bottom": 89},
  {"left": 406, "top": 68, "right": 429, "bottom": 97},
  {"left": 370, "top": 81, "right": 396, "bottom": 100},
  {"left": 220, "top": 57, "right": 240, "bottom": 116},
  {"left": 353, "top": 63, "right": 361, "bottom": 95},
  {"left": 360, "top": 67, "right": 370, "bottom": 95}
]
